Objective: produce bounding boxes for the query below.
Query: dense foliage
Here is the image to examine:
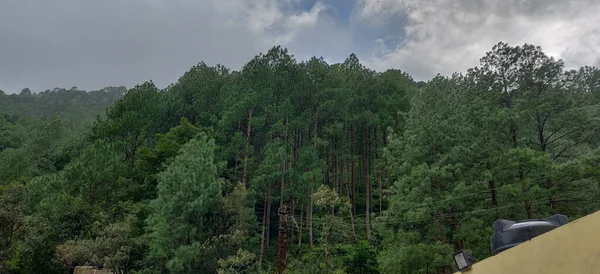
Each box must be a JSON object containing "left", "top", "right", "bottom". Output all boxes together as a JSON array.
[
  {"left": 1, "top": 42, "right": 599, "bottom": 273},
  {"left": 0, "top": 86, "right": 125, "bottom": 132}
]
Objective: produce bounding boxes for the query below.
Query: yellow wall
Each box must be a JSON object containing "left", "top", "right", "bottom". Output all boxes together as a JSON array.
[{"left": 454, "top": 210, "right": 600, "bottom": 274}]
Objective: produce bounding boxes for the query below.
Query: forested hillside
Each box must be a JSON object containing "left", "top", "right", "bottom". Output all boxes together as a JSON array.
[
  {"left": 0, "top": 87, "right": 124, "bottom": 186},
  {"left": 0, "top": 42, "right": 599, "bottom": 274},
  {"left": 0, "top": 86, "right": 125, "bottom": 131}
]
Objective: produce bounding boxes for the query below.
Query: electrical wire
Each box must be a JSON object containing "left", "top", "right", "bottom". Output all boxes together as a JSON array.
[
  {"left": 388, "top": 167, "right": 597, "bottom": 211},
  {"left": 285, "top": 191, "right": 600, "bottom": 230}
]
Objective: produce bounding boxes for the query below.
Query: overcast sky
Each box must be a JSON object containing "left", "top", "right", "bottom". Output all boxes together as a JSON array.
[{"left": 1, "top": 0, "right": 599, "bottom": 94}]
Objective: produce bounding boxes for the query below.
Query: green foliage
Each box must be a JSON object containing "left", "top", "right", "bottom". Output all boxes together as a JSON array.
[
  {"left": 1, "top": 41, "right": 599, "bottom": 274},
  {"left": 379, "top": 42, "right": 600, "bottom": 273},
  {"left": 56, "top": 220, "right": 145, "bottom": 272},
  {"left": 135, "top": 118, "right": 202, "bottom": 200},
  {"left": 378, "top": 232, "right": 452, "bottom": 274},
  {"left": 217, "top": 249, "right": 257, "bottom": 274},
  {"left": 340, "top": 241, "right": 379, "bottom": 274},
  {"left": 0, "top": 185, "right": 25, "bottom": 273},
  {"left": 0, "top": 86, "right": 124, "bottom": 132},
  {"left": 145, "top": 133, "right": 221, "bottom": 272}
]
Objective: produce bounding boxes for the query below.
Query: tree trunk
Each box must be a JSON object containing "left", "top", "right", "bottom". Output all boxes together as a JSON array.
[
  {"left": 365, "top": 126, "right": 372, "bottom": 239},
  {"left": 536, "top": 114, "right": 547, "bottom": 152},
  {"left": 324, "top": 215, "right": 330, "bottom": 274},
  {"left": 313, "top": 113, "right": 318, "bottom": 149},
  {"left": 242, "top": 110, "right": 253, "bottom": 187},
  {"left": 329, "top": 142, "right": 334, "bottom": 191},
  {"left": 280, "top": 116, "right": 289, "bottom": 207},
  {"left": 326, "top": 148, "right": 331, "bottom": 187},
  {"left": 265, "top": 193, "right": 271, "bottom": 254},
  {"left": 546, "top": 178, "right": 557, "bottom": 213},
  {"left": 345, "top": 160, "right": 358, "bottom": 241},
  {"left": 308, "top": 182, "right": 314, "bottom": 248},
  {"left": 280, "top": 157, "right": 287, "bottom": 207},
  {"left": 450, "top": 205, "right": 462, "bottom": 250},
  {"left": 290, "top": 195, "right": 296, "bottom": 244},
  {"left": 438, "top": 207, "right": 451, "bottom": 274},
  {"left": 378, "top": 166, "right": 383, "bottom": 216},
  {"left": 276, "top": 204, "right": 288, "bottom": 274},
  {"left": 386, "top": 166, "right": 390, "bottom": 199},
  {"left": 339, "top": 155, "right": 344, "bottom": 197},
  {"left": 352, "top": 158, "right": 357, "bottom": 216},
  {"left": 489, "top": 179, "right": 499, "bottom": 218},
  {"left": 298, "top": 203, "right": 304, "bottom": 252},
  {"left": 510, "top": 123, "right": 518, "bottom": 148},
  {"left": 520, "top": 169, "right": 532, "bottom": 219},
  {"left": 375, "top": 128, "right": 383, "bottom": 215},
  {"left": 333, "top": 144, "right": 338, "bottom": 194},
  {"left": 258, "top": 191, "right": 268, "bottom": 268}
]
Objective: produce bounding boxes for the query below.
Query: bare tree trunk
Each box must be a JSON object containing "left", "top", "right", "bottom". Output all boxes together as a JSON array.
[
  {"left": 375, "top": 127, "right": 383, "bottom": 216},
  {"left": 365, "top": 126, "right": 372, "bottom": 239},
  {"left": 242, "top": 110, "right": 253, "bottom": 187},
  {"left": 313, "top": 114, "right": 318, "bottom": 149},
  {"left": 450, "top": 205, "right": 462, "bottom": 250},
  {"left": 546, "top": 178, "right": 557, "bottom": 213},
  {"left": 339, "top": 155, "right": 344, "bottom": 197},
  {"left": 489, "top": 180, "right": 499, "bottom": 218},
  {"left": 520, "top": 169, "right": 532, "bottom": 219},
  {"left": 378, "top": 166, "right": 383, "bottom": 216},
  {"left": 327, "top": 148, "right": 332, "bottom": 188},
  {"left": 350, "top": 124, "right": 356, "bottom": 216},
  {"left": 280, "top": 158, "right": 287, "bottom": 207},
  {"left": 386, "top": 166, "right": 390, "bottom": 199},
  {"left": 308, "top": 183, "right": 314, "bottom": 248},
  {"left": 290, "top": 196, "right": 295, "bottom": 244},
  {"left": 332, "top": 143, "right": 337, "bottom": 194},
  {"left": 510, "top": 123, "right": 518, "bottom": 148},
  {"left": 308, "top": 115, "right": 317, "bottom": 248},
  {"left": 298, "top": 203, "right": 304, "bottom": 250},
  {"left": 280, "top": 116, "right": 289, "bottom": 207},
  {"left": 324, "top": 214, "right": 331, "bottom": 274},
  {"left": 258, "top": 191, "right": 268, "bottom": 268},
  {"left": 265, "top": 193, "right": 271, "bottom": 254},
  {"left": 438, "top": 207, "right": 451, "bottom": 274},
  {"left": 432, "top": 166, "right": 451, "bottom": 274},
  {"left": 345, "top": 160, "right": 357, "bottom": 241},
  {"left": 352, "top": 158, "right": 356, "bottom": 216}
]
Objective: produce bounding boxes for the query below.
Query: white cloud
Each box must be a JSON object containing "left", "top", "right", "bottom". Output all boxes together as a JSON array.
[
  {"left": 357, "top": 0, "right": 600, "bottom": 80},
  {"left": 275, "top": 2, "right": 328, "bottom": 45},
  {"left": 5, "top": 0, "right": 596, "bottom": 92}
]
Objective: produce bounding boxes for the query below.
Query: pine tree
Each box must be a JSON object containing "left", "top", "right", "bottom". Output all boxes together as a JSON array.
[{"left": 146, "top": 133, "right": 221, "bottom": 273}]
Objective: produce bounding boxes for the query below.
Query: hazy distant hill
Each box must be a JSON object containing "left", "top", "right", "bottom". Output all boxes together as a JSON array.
[{"left": 0, "top": 86, "right": 125, "bottom": 131}]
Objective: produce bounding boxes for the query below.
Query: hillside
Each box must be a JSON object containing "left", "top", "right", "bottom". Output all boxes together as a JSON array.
[
  {"left": 0, "top": 86, "right": 125, "bottom": 131},
  {"left": 0, "top": 42, "right": 599, "bottom": 274}
]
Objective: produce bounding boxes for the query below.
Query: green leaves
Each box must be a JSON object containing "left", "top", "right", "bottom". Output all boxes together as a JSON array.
[
  {"left": 1, "top": 41, "right": 598, "bottom": 273},
  {"left": 92, "top": 82, "right": 163, "bottom": 165},
  {"left": 146, "top": 133, "right": 221, "bottom": 272},
  {"left": 217, "top": 249, "right": 256, "bottom": 274},
  {"left": 0, "top": 185, "right": 25, "bottom": 272},
  {"left": 380, "top": 41, "right": 600, "bottom": 274},
  {"left": 56, "top": 220, "right": 144, "bottom": 271}
]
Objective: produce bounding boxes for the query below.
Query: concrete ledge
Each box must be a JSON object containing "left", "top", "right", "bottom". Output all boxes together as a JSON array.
[{"left": 454, "top": 210, "right": 600, "bottom": 274}]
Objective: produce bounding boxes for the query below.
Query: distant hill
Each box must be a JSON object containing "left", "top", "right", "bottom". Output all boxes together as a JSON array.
[{"left": 0, "top": 86, "right": 125, "bottom": 131}]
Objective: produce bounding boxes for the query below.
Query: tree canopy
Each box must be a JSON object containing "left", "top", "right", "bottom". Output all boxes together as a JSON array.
[{"left": 0, "top": 41, "right": 599, "bottom": 274}]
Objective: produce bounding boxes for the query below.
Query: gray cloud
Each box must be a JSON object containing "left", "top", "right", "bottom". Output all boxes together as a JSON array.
[
  {"left": 0, "top": 0, "right": 342, "bottom": 93},
  {"left": 2, "top": 0, "right": 599, "bottom": 93},
  {"left": 358, "top": 0, "right": 600, "bottom": 80}
]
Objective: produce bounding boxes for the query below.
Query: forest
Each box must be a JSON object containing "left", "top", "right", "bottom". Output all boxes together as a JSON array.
[{"left": 0, "top": 41, "right": 599, "bottom": 274}]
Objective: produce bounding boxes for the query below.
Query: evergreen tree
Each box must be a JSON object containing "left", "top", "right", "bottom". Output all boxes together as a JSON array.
[{"left": 146, "top": 133, "right": 221, "bottom": 273}]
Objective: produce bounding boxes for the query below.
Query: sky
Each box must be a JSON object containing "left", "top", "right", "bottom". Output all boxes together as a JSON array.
[{"left": 1, "top": 0, "right": 599, "bottom": 94}]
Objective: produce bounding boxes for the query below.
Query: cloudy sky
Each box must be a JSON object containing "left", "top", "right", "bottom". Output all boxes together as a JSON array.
[{"left": 1, "top": 0, "right": 599, "bottom": 93}]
